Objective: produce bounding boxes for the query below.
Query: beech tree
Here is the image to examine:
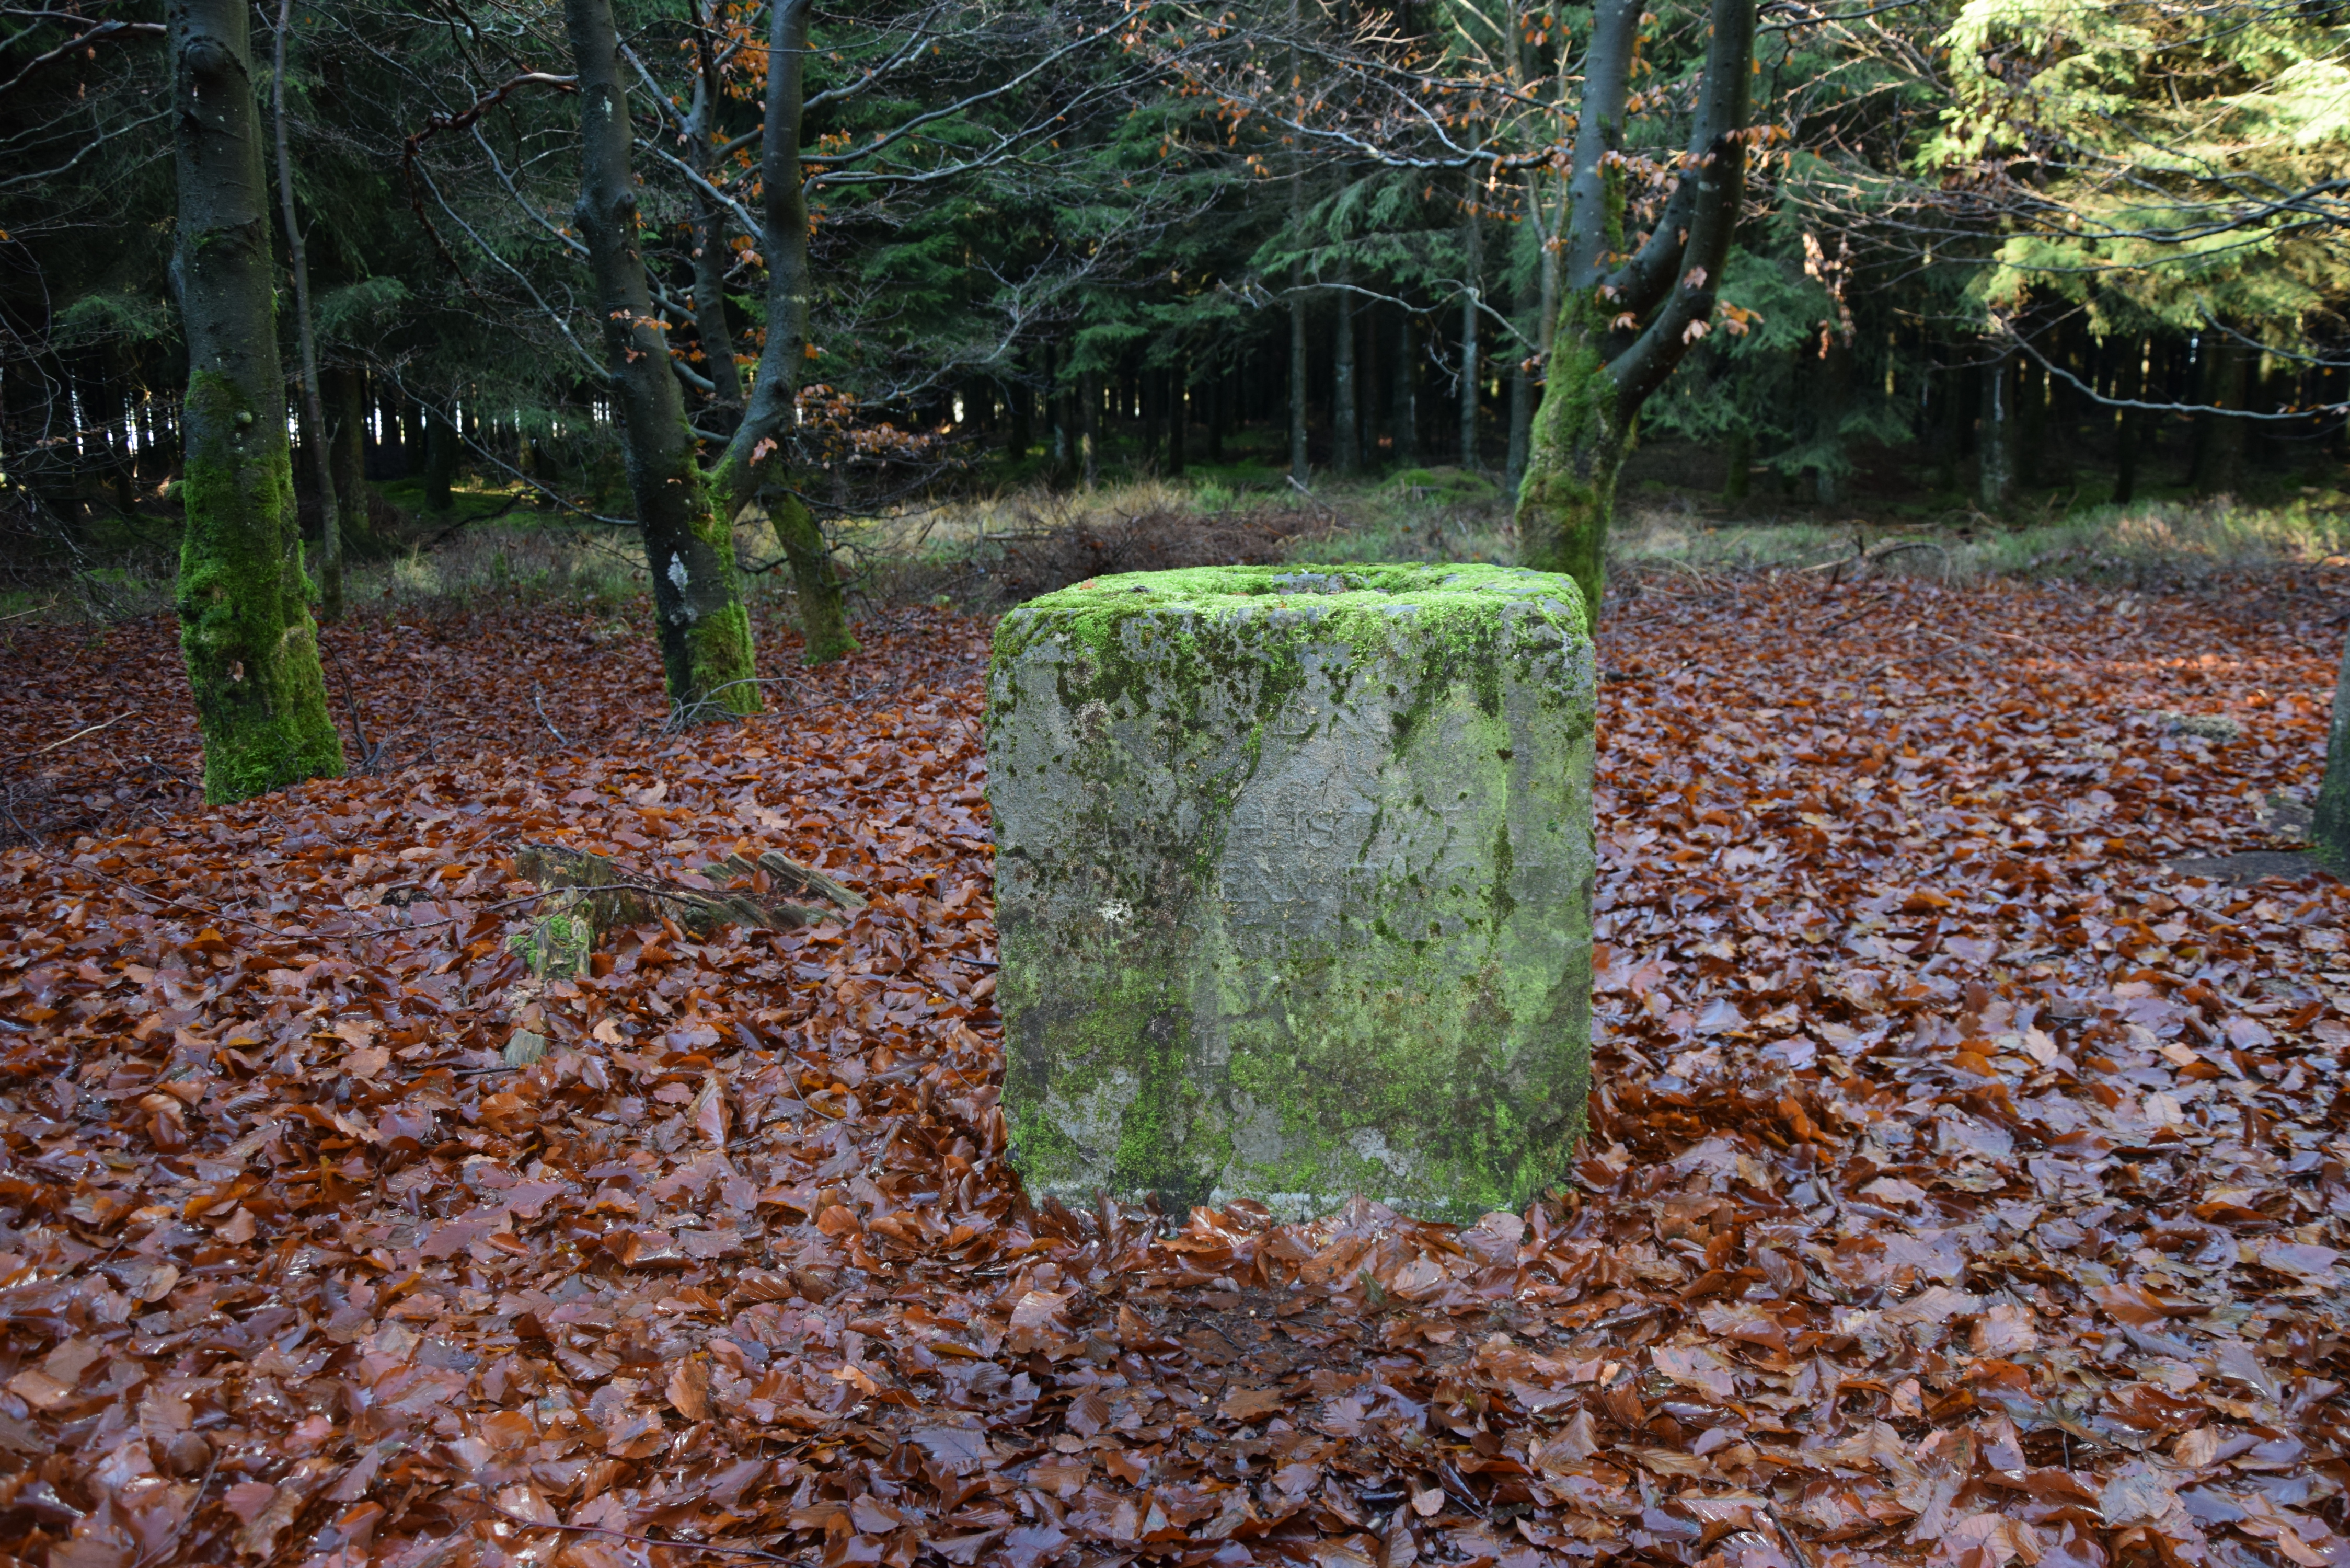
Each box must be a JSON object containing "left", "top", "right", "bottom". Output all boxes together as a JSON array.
[
  {"left": 168, "top": 0, "right": 343, "bottom": 801},
  {"left": 1513, "top": 0, "right": 1756, "bottom": 616},
  {"left": 562, "top": 0, "right": 795, "bottom": 707}
]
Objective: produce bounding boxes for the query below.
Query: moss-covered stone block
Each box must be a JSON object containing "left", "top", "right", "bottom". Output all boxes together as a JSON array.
[{"left": 986, "top": 563, "right": 1596, "bottom": 1223}]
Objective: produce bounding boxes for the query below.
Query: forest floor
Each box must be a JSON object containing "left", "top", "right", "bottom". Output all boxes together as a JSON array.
[{"left": 2, "top": 568, "right": 2348, "bottom": 1568}]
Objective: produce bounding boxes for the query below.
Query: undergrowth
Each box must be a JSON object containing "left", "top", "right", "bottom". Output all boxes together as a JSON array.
[{"left": 12, "top": 473, "right": 2348, "bottom": 629}]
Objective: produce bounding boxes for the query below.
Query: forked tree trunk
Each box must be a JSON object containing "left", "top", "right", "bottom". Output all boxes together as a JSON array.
[
  {"left": 567, "top": 0, "right": 763, "bottom": 709},
  {"left": 703, "top": 0, "right": 854, "bottom": 664},
  {"left": 170, "top": 0, "right": 344, "bottom": 802},
  {"left": 1514, "top": 0, "right": 1754, "bottom": 618}
]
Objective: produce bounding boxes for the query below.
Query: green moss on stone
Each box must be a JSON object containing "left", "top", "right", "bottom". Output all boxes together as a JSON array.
[{"left": 988, "top": 562, "right": 1595, "bottom": 1221}]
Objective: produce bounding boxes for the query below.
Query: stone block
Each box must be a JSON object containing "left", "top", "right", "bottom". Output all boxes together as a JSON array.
[{"left": 985, "top": 563, "right": 1595, "bottom": 1221}]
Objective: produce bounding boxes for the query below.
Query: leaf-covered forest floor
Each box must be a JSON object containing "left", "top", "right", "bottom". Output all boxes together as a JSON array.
[{"left": 3, "top": 570, "right": 2348, "bottom": 1568}]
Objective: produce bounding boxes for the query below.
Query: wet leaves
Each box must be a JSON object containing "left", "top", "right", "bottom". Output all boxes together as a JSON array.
[{"left": 1, "top": 574, "right": 2347, "bottom": 1568}]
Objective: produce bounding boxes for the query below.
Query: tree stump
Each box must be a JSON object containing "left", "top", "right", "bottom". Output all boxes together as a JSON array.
[{"left": 986, "top": 563, "right": 1596, "bottom": 1221}]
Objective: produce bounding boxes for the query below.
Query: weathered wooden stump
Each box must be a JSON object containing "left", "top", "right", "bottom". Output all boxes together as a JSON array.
[{"left": 986, "top": 563, "right": 1596, "bottom": 1221}]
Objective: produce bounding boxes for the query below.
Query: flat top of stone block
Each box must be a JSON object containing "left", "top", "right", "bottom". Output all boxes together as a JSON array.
[{"left": 1009, "top": 562, "right": 1586, "bottom": 630}]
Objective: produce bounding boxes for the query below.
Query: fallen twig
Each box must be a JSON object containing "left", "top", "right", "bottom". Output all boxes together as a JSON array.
[
  {"left": 29, "top": 711, "right": 134, "bottom": 757},
  {"left": 532, "top": 682, "right": 568, "bottom": 745}
]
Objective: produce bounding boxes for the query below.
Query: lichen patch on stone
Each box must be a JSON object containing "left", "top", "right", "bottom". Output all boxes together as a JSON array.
[{"left": 986, "top": 562, "right": 1597, "bottom": 1223}]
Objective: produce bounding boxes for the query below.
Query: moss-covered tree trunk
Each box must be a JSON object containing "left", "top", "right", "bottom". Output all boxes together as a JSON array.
[
  {"left": 169, "top": 0, "right": 344, "bottom": 803},
  {"left": 566, "top": 0, "right": 761, "bottom": 712},
  {"left": 1514, "top": 0, "right": 1753, "bottom": 618}
]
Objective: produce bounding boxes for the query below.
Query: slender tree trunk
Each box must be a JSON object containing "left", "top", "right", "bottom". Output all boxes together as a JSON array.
[
  {"left": 2112, "top": 336, "right": 2144, "bottom": 505},
  {"left": 1008, "top": 372, "right": 1031, "bottom": 463},
  {"left": 2017, "top": 360, "right": 2046, "bottom": 492},
  {"left": 1333, "top": 272, "right": 1359, "bottom": 475},
  {"left": 170, "top": 0, "right": 342, "bottom": 801},
  {"left": 1812, "top": 335, "right": 1849, "bottom": 508},
  {"left": 1506, "top": 261, "right": 1534, "bottom": 491},
  {"left": 1208, "top": 368, "right": 1225, "bottom": 464},
  {"left": 423, "top": 403, "right": 455, "bottom": 510},
  {"left": 687, "top": 5, "right": 744, "bottom": 436},
  {"left": 327, "top": 366, "right": 364, "bottom": 540},
  {"left": 271, "top": 0, "right": 340, "bottom": 621},
  {"left": 1167, "top": 360, "right": 1186, "bottom": 476},
  {"left": 2317, "top": 627, "right": 2350, "bottom": 871},
  {"left": 1515, "top": 0, "right": 1755, "bottom": 617},
  {"left": 1506, "top": 354, "right": 1531, "bottom": 493},
  {"left": 1081, "top": 371, "right": 1100, "bottom": 488},
  {"left": 1979, "top": 347, "right": 2013, "bottom": 513},
  {"left": 1289, "top": 262, "right": 1310, "bottom": 486},
  {"left": 567, "top": 0, "right": 761, "bottom": 709},
  {"left": 1392, "top": 307, "right": 1419, "bottom": 466},
  {"left": 2197, "top": 328, "right": 2249, "bottom": 497},
  {"left": 1460, "top": 198, "right": 1481, "bottom": 469},
  {"left": 1723, "top": 427, "right": 1752, "bottom": 502}
]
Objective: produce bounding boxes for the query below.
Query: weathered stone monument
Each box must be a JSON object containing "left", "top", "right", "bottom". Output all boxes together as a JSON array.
[{"left": 985, "top": 563, "right": 1594, "bottom": 1223}]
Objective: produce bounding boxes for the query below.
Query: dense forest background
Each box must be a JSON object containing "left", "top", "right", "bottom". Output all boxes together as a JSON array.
[{"left": 3, "top": 0, "right": 2346, "bottom": 620}]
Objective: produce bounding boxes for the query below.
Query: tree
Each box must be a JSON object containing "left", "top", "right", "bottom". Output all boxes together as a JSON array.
[
  {"left": 168, "top": 0, "right": 344, "bottom": 801},
  {"left": 2319, "top": 637, "right": 2350, "bottom": 871},
  {"left": 1514, "top": 0, "right": 1756, "bottom": 615},
  {"left": 564, "top": 0, "right": 775, "bottom": 704},
  {"left": 272, "top": 0, "right": 341, "bottom": 624}
]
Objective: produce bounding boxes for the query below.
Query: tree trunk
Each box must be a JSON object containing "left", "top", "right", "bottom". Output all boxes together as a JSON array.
[
  {"left": 1515, "top": 0, "right": 1754, "bottom": 618},
  {"left": 1979, "top": 348, "right": 2014, "bottom": 513},
  {"left": 2017, "top": 360, "right": 2046, "bottom": 492},
  {"left": 1392, "top": 307, "right": 1418, "bottom": 466},
  {"left": 271, "top": 0, "right": 340, "bottom": 621},
  {"left": 1811, "top": 334, "right": 1850, "bottom": 508},
  {"left": 568, "top": 0, "right": 763, "bottom": 706},
  {"left": 2197, "top": 329, "right": 2249, "bottom": 497},
  {"left": 327, "top": 366, "right": 365, "bottom": 544},
  {"left": 1167, "top": 360, "right": 1185, "bottom": 476},
  {"left": 1081, "top": 370, "right": 1100, "bottom": 488},
  {"left": 2112, "top": 336, "right": 2144, "bottom": 505},
  {"left": 686, "top": 12, "right": 744, "bottom": 440},
  {"left": 1723, "top": 426, "right": 1752, "bottom": 502},
  {"left": 170, "top": 0, "right": 343, "bottom": 802},
  {"left": 2316, "top": 626, "right": 2350, "bottom": 872},
  {"left": 1008, "top": 371, "right": 1031, "bottom": 463},
  {"left": 423, "top": 403, "right": 456, "bottom": 510},
  {"left": 1288, "top": 262, "right": 1310, "bottom": 486},
  {"left": 1333, "top": 273, "right": 1359, "bottom": 474},
  {"left": 1460, "top": 201, "right": 1481, "bottom": 468},
  {"left": 1506, "top": 351, "right": 1531, "bottom": 493}
]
